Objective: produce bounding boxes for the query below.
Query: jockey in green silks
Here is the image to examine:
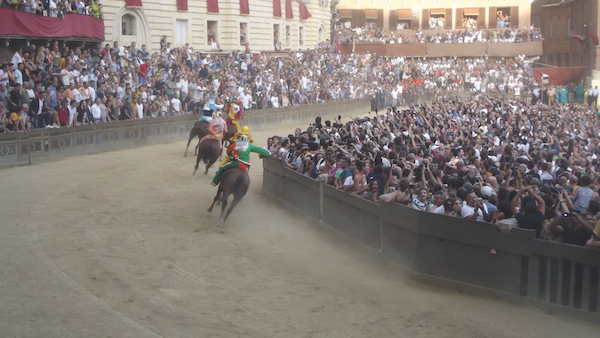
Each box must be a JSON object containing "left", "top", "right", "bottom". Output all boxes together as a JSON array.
[{"left": 211, "top": 134, "right": 270, "bottom": 186}]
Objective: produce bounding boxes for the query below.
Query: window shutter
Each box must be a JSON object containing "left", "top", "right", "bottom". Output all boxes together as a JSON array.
[
  {"left": 455, "top": 8, "right": 463, "bottom": 29},
  {"left": 445, "top": 8, "right": 452, "bottom": 29},
  {"left": 488, "top": 6, "right": 496, "bottom": 29},
  {"left": 389, "top": 9, "right": 397, "bottom": 30},
  {"left": 510, "top": 6, "right": 519, "bottom": 28},
  {"left": 478, "top": 8, "right": 486, "bottom": 28},
  {"left": 377, "top": 9, "right": 384, "bottom": 29},
  {"left": 422, "top": 9, "right": 428, "bottom": 30},
  {"left": 411, "top": 10, "right": 419, "bottom": 30}
]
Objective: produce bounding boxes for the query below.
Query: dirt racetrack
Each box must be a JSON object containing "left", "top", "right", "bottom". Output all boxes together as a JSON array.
[{"left": 1, "top": 123, "right": 600, "bottom": 338}]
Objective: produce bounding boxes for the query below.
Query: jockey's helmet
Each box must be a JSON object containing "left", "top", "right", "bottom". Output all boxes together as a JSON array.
[{"left": 241, "top": 126, "right": 249, "bottom": 133}]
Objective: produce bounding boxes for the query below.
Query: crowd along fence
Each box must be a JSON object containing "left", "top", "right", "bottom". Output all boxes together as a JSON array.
[
  {"left": 0, "top": 99, "right": 371, "bottom": 169},
  {"left": 263, "top": 157, "right": 600, "bottom": 320}
]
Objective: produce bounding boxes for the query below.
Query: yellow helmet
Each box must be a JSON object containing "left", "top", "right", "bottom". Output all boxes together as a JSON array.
[{"left": 241, "top": 126, "right": 249, "bottom": 133}]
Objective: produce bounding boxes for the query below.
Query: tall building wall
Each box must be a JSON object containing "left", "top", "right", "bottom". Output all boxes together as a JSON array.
[
  {"left": 336, "top": 0, "right": 531, "bottom": 30},
  {"left": 100, "top": 0, "right": 330, "bottom": 52}
]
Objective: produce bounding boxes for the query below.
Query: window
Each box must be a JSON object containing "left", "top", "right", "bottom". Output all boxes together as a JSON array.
[
  {"left": 496, "top": 8, "right": 511, "bottom": 28},
  {"left": 548, "top": 18, "right": 552, "bottom": 39},
  {"left": 240, "top": 23, "right": 248, "bottom": 46},
  {"left": 175, "top": 20, "right": 187, "bottom": 45},
  {"left": 564, "top": 53, "right": 570, "bottom": 67},
  {"left": 567, "top": 17, "right": 571, "bottom": 36},
  {"left": 273, "top": 24, "right": 281, "bottom": 50},
  {"left": 285, "top": 25, "right": 291, "bottom": 47},
  {"left": 207, "top": 20, "right": 218, "bottom": 44},
  {"left": 299, "top": 26, "right": 304, "bottom": 46},
  {"left": 122, "top": 14, "right": 136, "bottom": 36},
  {"left": 548, "top": 54, "right": 554, "bottom": 66},
  {"left": 556, "top": 18, "right": 560, "bottom": 39}
]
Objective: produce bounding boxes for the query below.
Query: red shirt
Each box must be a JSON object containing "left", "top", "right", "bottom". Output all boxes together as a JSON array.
[
  {"left": 138, "top": 63, "right": 149, "bottom": 78},
  {"left": 58, "top": 107, "right": 69, "bottom": 125}
]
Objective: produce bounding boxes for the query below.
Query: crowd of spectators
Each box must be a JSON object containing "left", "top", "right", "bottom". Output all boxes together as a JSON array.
[
  {"left": 0, "top": 29, "right": 541, "bottom": 134},
  {"left": 0, "top": 37, "right": 392, "bottom": 133},
  {"left": 1, "top": 0, "right": 102, "bottom": 19},
  {"left": 269, "top": 96, "right": 600, "bottom": 249},
  {"left": 337, "top": 26, "right": 542, "bottom": 44}
]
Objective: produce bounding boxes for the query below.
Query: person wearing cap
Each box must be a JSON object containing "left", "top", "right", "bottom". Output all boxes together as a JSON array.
[{"left": 480, "top": 185, "right": 497, "bottom": 215}]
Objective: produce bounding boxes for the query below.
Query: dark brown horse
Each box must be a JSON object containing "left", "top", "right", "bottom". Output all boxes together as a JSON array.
[
  {"left": 193, "top": 137, "right": 222, "bottom": 175},
  {"left": 184, "top": 120, "right": 237, "bottom": 157},
  {"left": 207, "top": 168, "right": 250, "bottom": 225}
]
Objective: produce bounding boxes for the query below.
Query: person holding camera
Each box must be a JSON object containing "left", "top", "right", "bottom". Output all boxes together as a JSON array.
[{"left": 510, "top": 186, "right": 546, "bottom": 237}]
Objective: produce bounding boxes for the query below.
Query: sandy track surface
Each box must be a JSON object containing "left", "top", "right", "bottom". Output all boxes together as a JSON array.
[{"left": 1, "top": 124, "right": 599, "bottom": 337}]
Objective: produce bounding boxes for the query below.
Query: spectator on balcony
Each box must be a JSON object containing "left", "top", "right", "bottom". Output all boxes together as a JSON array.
[
  {"left": 6, "top": 82, "right": 24, "bottom": 113},
  {"left": 30, "top": 91, "right": 52, "bottom": 128},
  {"left": 11, "top": 103, "right": 28, "bottom": 133},
  {"left": 0, "top": 83, "right": 7, "bottom": 107},
  {"left": 75, "top": 0, "right": 84, "bottom": 13},
  {"left": 90, "top": 0, "right": 100, "bottom": 19},
  {"left": 90, "top": 97, "right": 101, "bottom": 123}
]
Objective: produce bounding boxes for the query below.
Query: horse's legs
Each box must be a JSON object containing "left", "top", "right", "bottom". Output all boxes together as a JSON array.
[
  {"left": 207, "top": 186, "right": 222, "bottom": 213},
  {"left": 204, "top": 149, "right": 219, "bottom": 175},
  {"left": 184, "top": 128, "right": 197, "bottom": 157},
  {"left": 218, "top": 192, "right": 229, "bottom": 225},
  {"left": 223, "top": 195, "right": 242, "bottom": 223},
  {"left": 195, "top": 139, "right": 201, "bottom": 156},
  {"left": 193, "top": 150, "right": 202, "bottom": 175}
]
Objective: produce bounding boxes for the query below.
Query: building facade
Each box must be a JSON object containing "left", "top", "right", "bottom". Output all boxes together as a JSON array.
[
  {"left": 100, "top": 0, "right": 331, "bottom": 52},
  {"left": 335, "top": 0, "right": 531, "bottom": 31},
  {"left": 531, "top": 0, "right": 598, "bottom": 69}
]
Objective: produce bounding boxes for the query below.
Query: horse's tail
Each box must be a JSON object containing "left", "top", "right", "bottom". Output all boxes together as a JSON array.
[{"left": 233, "top": 174, "right": 245, "bottom": 200}]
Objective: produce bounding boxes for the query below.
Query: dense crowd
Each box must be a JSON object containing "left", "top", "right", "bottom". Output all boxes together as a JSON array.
[
  {"left": 0, "top": 31, "right": 542, "bottom": 134},
  {"left": 0, "top": 37, "right": 392, "bottom": 133},
  {"left": 1, "top": 0, "right": 102, "bottom": 19},
  {"left": 270, "top": 96, "right": 600, "bottom": 249},
  {"left": 337, "top": 27, "right": 542, "bottom": 44}
]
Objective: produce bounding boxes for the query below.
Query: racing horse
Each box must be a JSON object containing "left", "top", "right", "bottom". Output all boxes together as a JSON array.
[
  {"left": 207, "top": 168, "right": 250, "bottom": 225},
  {"left": 184, "top": 120, "right": 237, "bottom": 157},
  {"left": 193, "top": 137, "right": 222, "bottom": 175}
]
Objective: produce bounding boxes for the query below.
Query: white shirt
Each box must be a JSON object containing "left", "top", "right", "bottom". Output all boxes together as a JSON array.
[
  {"left": 171, "top": 98, "right": 181, "bottom": 113},
  {"left": 90, "top": 103, "right": 101, "bottom": 119},
  {"left": 11, "top": 53, "right": 23, "bottom": 68},
  {"left": 136, "top": 103, "right": 144, "bottom": 118}
]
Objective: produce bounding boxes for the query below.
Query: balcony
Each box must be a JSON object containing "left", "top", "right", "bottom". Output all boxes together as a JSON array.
[{"left": 0, "top": 8, "right": 104, "bottom": 41}]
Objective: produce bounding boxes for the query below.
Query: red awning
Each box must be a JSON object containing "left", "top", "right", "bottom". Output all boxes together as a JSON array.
[
  {"left": 125, "top": 0, "right": 142, "bottom": 7},
  {"left": 240, "top": 0, "right": 249, "bottom": 15},
  {"left": 285, "top": 0, "right": 293, "bottom": 19},
  {"left": 299, "top": 1, "right": 311, "bottom": 20},
  {"left": 274, "top": 0, "right": 281, "bottom": 17},
  {"left": 532, "top": 67, "right": 588, "bottom": 86},
  {"left": 0, "top": 9, "right": 104, "bottom": 40}
]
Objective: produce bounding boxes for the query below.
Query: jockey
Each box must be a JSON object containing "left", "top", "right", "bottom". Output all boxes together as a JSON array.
[
  {"left": 220, "top": 125, "right": 254, "bottom": 167},
  {"left": 231, "top": 125, "right": 254, "bottom": 143},
  {"left": 211, "top": 134, "right": 270, "bottom": 186},
  {"left": 227, "top": 102, "right": 243, "bottom": 133},
  {"left": 199, "top": 110, "right": 227, "bottom": 149}
]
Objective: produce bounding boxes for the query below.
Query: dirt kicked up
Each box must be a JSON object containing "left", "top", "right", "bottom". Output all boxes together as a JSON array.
[{"left": 1, "top": 123, "right": 599, "bottom": 337}]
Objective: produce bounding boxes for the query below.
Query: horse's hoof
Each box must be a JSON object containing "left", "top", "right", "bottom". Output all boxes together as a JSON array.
[
  {"left": 218, "top": 217, "right": 224, "bottom": 225},
  {"left": 207, "top": 207, "right": 213, "bottom": 213}
]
